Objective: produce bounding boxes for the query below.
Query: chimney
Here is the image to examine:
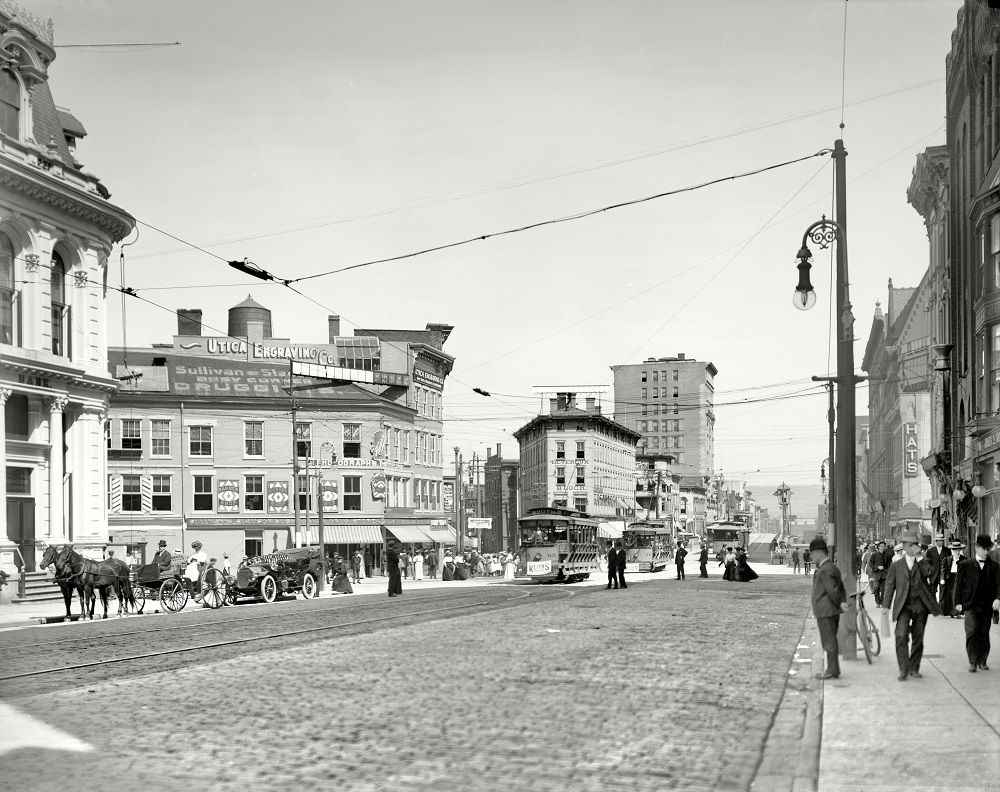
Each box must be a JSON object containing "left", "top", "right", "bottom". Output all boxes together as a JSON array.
[
  {"left": 585, "top": 397, "right": 596, "bottom": 412},
  {"left": 328, "top": 314, "right": 340, "bottom": 342},
  {"left": 177, "top": 309, "right": 202, "bottom": 336},
  {"left": 496, "top": 442, "right": 502, "bottom": 457},
  {"left": 549, "top": 397, "right": 559, "bottom": 413},
  {"left": 677, "top": 352, "right": 686, "bottom": 360}
]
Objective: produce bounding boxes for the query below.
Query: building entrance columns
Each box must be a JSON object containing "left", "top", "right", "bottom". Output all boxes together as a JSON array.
[
  {"left": 47, "top": 395, "right": 68, "bottom": 542},
  {"left": 0, "top": 387, "right": 10, "bottom": 544}
]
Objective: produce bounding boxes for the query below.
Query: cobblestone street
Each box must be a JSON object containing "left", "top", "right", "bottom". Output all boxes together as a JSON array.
[{"left": 1, "top": 575, "right": 810, "bottom": 792}]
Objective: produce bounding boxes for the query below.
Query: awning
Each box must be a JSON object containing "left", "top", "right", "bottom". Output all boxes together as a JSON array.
[
  {"left": 598, "top": 522, "right": 623, "bottom": 539},
  {"left": 425, "top": 523, "right": 457, "bottom": 544},
  {"left": 320, "top": 525, "right": 384, "bottom": 544},
  {"left": 387, "top": 526, "right": 434, "bottom": 543},
  {"left": 749, "top": 532, "right": 776, "bottom": 545}
]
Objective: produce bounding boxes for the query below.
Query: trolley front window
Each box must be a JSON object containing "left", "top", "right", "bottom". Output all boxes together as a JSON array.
[{"left": 520, "top": 522, "right": 568, "bottom": 545}]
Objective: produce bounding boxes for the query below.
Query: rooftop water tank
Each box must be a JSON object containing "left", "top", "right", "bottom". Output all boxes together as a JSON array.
[{"left": 228, "top": 295, "right": 272, "bottom": 339}]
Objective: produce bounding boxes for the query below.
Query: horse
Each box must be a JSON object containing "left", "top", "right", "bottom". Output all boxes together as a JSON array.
[
  {"left": 38, "top": 543, "right": 93, "bottom": 621},
  {"left": 58, "top": 545, "right": 136, "bottom": 619}
]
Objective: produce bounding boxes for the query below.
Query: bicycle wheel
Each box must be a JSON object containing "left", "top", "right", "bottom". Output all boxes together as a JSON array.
[
  {"left": 863, "top": 611, "right": 881, "bottom": 657},
  {"left": 857, "top": 605, "right": 873, "bottom": 664}
]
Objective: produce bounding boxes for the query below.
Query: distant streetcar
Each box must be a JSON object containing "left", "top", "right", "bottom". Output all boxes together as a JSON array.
[
  {"left": 705, "top": 521, "right": 745, "bottom": 555},
  {"left": 622, "top": 521, "right": 672, "bottom": 573},
  {"left": 518, "top": 506, "right": 601, "bottom": 583}
]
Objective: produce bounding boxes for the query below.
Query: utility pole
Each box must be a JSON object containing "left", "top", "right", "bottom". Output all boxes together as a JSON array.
[
  {"left": 813, "top": 376, "right": 837, "bottom": 535},
  {"left": 290, "top": 359, "right": 301, "bottom": 551},
  {"left": 454, "top": 447, "right": 464, "bottom": 553}
]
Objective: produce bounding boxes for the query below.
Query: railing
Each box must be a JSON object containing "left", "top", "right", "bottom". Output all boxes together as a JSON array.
[{"left": 0, "top": 543, "right": 26, "bottom": 599}]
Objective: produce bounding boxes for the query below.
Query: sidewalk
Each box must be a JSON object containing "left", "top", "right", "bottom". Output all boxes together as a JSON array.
[{"left": 815, "top": 606, "right": 1000, "bottom": 792}]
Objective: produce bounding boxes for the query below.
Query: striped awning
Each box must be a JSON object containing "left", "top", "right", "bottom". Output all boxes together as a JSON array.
[
  {"left": 425, "top": 523, "right": 457, "bottom": 543},
  {"left": 317, "top": 524, "right": 384, "bottom": 544},
  {"left": 387, "top": 526, "right": 434, "bottom": 543},
  {"left": 598, "top": 522, "right": 623, "bottom": 539}
]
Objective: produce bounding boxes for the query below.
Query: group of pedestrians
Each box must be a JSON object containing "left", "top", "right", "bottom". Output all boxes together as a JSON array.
[
  {"left": 718, "top": 545, "right": 758, "bottom": 582},
  {"left": 813, "top": 530, "right": 1000, "bottom": 682}
]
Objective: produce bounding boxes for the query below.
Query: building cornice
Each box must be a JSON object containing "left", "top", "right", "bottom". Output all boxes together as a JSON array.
[
  {"left": 0, "top": 154, "right": 134, "bottom": 243},
  {"left": 1, "top": 352, "right": 119, "bottom": 395}
]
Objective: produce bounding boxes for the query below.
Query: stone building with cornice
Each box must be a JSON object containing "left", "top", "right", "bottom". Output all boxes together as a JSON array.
[{"left": 0, "top": 2, "right": 136, "bottom": 576}]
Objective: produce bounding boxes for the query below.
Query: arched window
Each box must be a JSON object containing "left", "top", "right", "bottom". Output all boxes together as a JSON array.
[
  {"left": 0, "top": 234, "right": 16, "bottom": 344},
  {"left": 0, "top": 69, "right": 18, "bottom": 139},
  {"left": 50, "top": 251, "right": 69, "bottom": 357}
]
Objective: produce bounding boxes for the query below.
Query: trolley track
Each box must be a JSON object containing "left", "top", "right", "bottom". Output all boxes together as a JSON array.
[{"left": 0, "top": 585, "right": 576, "bottom": 698}]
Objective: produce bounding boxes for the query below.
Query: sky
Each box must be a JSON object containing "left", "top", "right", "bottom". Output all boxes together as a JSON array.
[{"left": 22, "top": 0, "right": 959, "bottom": 518}]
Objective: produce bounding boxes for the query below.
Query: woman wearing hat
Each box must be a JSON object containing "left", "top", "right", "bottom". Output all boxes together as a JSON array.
[
  {"left": 953, "top": 533, "right": 1000, "bottom": 672},
  {"left": 189, "top": 540, "right": 208, "bottom": 602}
]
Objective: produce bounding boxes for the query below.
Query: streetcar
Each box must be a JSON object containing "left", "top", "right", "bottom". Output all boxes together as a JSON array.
[
  {"left": 622, "top": 521, "right": 672, "bottom": 573},
  {"left": 705, "top": 521, "right": 745, "bottom": 555},
  {"left": 518, "top": 506, "right": 601, "bottom": 583}
]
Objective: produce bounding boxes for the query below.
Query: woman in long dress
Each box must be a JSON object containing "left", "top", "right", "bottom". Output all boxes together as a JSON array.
[
  {"left": 331, "top": 556, "right": 354, "bottom": 594},
  {"left": 735, "top": 547, "right": 758, "bottom": 582},
  {"left": 442, "top": 554, "right": 455, "bottom": 581},
  {"left": 413, "top": 550, "right": 424, "bottom": 580},
  {"left": 504, "top": 552, "right": 516, "bottom": 580},
  {"left": 722, "top": 547, "right": 736, "bottom": 581}
]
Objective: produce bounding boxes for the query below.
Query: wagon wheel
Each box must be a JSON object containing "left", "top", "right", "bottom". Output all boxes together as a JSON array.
[
  {"left": 127, "top": 583, "right": 146, "bottom": 614},
  {"left": 159, "top": 578, "right": 188, "bottom": 613},
  {"left": 300, "top": 572, "right": 318, "bottom": 599},
  {"left": 259, "top": 574, "right": 277, "bottom": 603},
  {"left": 201, "top": 568, "right": 227, "bottom": 610}
]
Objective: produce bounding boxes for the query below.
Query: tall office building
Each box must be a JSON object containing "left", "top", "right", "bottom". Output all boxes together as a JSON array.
[{"left": 610, "top": 354, "right": 717, "bottom": 481}]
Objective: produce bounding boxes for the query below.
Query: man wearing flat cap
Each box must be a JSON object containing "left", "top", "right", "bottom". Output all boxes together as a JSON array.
[
  {"left": 954, "top": 533, "right": 1000, "bottom": 672},
  {"left": 809, "top": 537, "right": 847, "bottom": 680},
  {"left": 882, "top": 530, "right": 941, "bottom": 681}
]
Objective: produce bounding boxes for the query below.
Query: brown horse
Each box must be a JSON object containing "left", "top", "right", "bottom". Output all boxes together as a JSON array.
[
  {"left": 38, "top": 543, "right": 92, "bottom": 621},
  {"left": 58, "top": 545, "right": 136, "bottom": 619}
]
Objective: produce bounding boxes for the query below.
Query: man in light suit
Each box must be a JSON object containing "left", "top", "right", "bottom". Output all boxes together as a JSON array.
[
  {"left": 882, "top": 530, "right": 942, "bottom": 681},
  {"left": 810, "top": 537, "right": 847, "bottom": 680},
  {"left": 954, "top": 533, "right": 1000, "bottom": 672}
]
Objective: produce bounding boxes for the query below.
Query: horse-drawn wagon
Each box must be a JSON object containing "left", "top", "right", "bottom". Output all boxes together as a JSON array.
[
  {"left": 229, "top": 547, "right": 322, "bottom": 603},
  {"left": 130, "top": 559, "right": 228, "bottom": 613}
]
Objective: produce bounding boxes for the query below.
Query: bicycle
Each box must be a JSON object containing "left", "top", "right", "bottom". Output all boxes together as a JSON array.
[{"left": 851, "top": 577, "right": 881, "bottom": 663}]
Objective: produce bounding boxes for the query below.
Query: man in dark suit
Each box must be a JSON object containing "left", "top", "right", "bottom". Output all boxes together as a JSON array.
[
  {"left": 810, "top": 537, "right": 847, "bottom": 680},
  {"left": 698, "top": 544, "right": 709, "bottom": 578},
  {"left": 882, "top": 530, "right": 942, "bottom": 681},
  {"left": 385, "top": 541, "right": 402, "bottom": 598},
  {"left": 674, "top": 541, "right": 688, "bottom": 580},
  {"left": 867, "top": 540, "right": 889, "bottom": 606},
  {"left": 614, "top": 540, "right": 627, "bottom": 589},
  {"left": 954, "top": 533, "right": 1000, "bottom": 672},
  {"left": 941, "top": 540, "right": 966, "bottom": 616},
  {"left": 926, "top": 535, "right": 945, "bottom": 596},
  {"left": 606, "top": 543, "right": 620, "bottom": 590}
]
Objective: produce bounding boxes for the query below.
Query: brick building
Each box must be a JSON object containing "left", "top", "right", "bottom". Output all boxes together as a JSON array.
[
  {"left": 105, "top": 301, "right": 455, "bottom": 565},
  {"left": 513, "top": 392, "right": 640, "bottom": 519}
]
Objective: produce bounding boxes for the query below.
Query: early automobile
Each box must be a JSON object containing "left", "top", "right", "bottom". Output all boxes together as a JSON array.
[{"left": 230, "top": 546, "right": 322, "bottom": 603}]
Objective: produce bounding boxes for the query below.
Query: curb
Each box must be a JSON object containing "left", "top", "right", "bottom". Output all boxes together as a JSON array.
[{"left": 750, "top": 616, "right": 824, "bottom": 792}]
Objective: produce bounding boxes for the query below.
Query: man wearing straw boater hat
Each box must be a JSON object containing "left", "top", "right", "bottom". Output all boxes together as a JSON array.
[
  {"left": 954, "top": 533, "right": 1000, "bottom": 673},
  {"left": 882, "top": 530, "right": 941, "bottom": 681}
]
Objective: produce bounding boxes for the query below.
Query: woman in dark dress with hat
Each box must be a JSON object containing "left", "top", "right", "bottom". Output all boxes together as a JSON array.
[{"left": 735, "top": 547, "right": 758, "bottom": 582}]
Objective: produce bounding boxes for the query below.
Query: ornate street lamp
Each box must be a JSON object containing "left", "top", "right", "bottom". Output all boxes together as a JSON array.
[{"left": 791, "top": 138, "right": 858, "bottom": 660}]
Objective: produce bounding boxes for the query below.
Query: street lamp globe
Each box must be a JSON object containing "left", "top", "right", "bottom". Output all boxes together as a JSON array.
[{"left": 793, "top": 250, "right": 816, "bottom": 311}]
